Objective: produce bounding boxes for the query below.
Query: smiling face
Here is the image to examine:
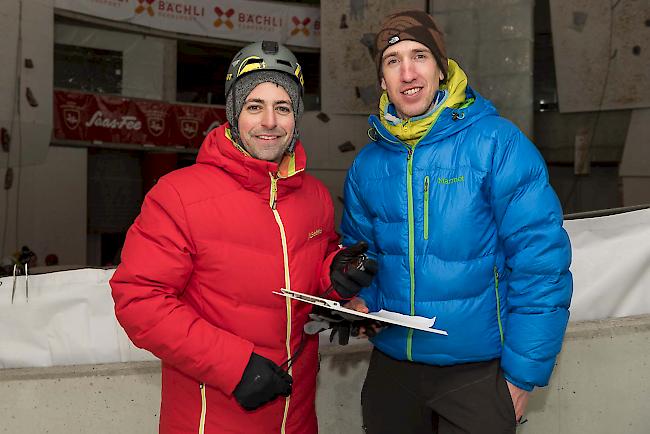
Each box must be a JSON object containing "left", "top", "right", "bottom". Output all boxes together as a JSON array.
[
  {"left": 380, "top": 40, "right": 445, "bottom": 119},
  {"left": 237, "top": 82, "right": 295, "bottom": 163}
]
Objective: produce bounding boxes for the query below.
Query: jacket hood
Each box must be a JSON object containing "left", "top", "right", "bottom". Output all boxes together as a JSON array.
[{"left": 197, "top": 123, "right": 306, "bottom": 195}]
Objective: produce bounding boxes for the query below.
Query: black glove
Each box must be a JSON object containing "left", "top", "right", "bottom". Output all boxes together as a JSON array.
[
  {"left": 304, "top": 306, "right": 351, "bottom": 344},
  {"left": 330, "top": 241, "right": 378, "bottom": 299},
  {"left": 330, "top": 321, "right": 352, "bottom": 345},
  {"left": 330, "top": 310, "right": 383, "bottom": 343},
  {"left": 233, "top": 353, "right": 293, "bottom": 411},
  {"left": 350, "top": 319, "right": 383, "bottom": 338}
]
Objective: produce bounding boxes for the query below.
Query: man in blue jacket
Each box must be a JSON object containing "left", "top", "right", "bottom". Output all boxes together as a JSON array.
[{"left": 341, "top": 10, "right": 573, "bottom": 434}]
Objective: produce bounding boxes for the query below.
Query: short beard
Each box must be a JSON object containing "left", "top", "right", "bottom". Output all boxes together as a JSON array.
[{"left": 240, "top": 133, "right": 292, "bottom": 163}]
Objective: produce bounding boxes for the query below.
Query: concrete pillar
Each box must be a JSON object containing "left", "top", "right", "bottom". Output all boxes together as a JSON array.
[
  {"left": 0, "top": 0, "right": 53, "bottom": 169},
  {"left": 0, "top": 0, "right": 59, "bottom": 262},
  {"left": 620, "top": 109, "right": 650, "bottom": 206}
]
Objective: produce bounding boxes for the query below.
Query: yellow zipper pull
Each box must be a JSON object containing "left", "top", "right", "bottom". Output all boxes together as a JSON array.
[{"left": 269, "top": 175, "right": 278, "bottom": 209}]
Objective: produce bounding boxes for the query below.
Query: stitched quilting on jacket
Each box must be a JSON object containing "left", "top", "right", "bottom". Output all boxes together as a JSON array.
[
  {"left": 341, "top": 79, "right": 572, "bottom": 392},
  {"left": 111, "top": 123, "right": 339, "bottom": 434}
]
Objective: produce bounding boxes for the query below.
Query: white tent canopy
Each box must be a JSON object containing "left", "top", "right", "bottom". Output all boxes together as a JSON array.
[{"left": 564, "top": 208, "right": 650, "bottom": 321}]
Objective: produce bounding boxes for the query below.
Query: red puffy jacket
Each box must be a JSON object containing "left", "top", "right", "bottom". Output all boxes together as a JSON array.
[{"left": 110, "top": 124, "right": 340, "bottom": 434}]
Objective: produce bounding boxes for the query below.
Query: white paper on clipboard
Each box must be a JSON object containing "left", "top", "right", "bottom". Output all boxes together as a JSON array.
[{"left": 274, "top": 288, "right": 448, "bottom": 336}]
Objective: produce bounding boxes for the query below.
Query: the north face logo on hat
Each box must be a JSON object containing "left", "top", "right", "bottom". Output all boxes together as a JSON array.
[{"left": 388, "top": 35, "right": 400, "bottom": 45}]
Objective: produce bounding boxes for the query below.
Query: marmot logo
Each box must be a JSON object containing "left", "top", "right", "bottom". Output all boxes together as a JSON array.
[{"left": 438, "top": 175, "right": 465, "bottom": 185}]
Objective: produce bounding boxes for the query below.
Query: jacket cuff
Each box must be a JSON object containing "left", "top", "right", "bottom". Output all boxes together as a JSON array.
[
  {"left": 500, "top": 344, "right": 554, "bottom": 393},
  {"left": 503, "top": 371, "right": 534, "bottom": 392},
  {"left": 319, "top": 247, "right": 345, "bottom": 300},
  {"left": 214, "top": 340, "right": 255, "bottom": 396}
]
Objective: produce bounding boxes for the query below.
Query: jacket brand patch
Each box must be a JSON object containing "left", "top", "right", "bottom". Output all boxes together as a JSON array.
[
  {"left": 438, "top": 175, "right": 465, "bottom": 185},
  {"left": 308, "top": 228, "right": 323, "bottom": 239}
]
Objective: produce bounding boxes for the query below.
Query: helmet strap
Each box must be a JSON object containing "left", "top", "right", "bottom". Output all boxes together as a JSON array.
[{"left": 287, "top": 127, "right": 299, "bottom": 154}]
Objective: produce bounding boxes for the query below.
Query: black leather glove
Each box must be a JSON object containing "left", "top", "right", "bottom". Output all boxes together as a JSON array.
[
  {"left": 305, "top": 306, "right": 386, "bottom": 345},
  {"left": 233, "top": 353, "right": 293, "bottom": 411},
  {"left": 330, "top": 241, "right": 378, "bottom": 299}
]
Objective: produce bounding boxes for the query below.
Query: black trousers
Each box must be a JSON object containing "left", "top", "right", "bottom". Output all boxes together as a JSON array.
[{"left": 361, "top": 349, "right": 517, "bottom": 434}]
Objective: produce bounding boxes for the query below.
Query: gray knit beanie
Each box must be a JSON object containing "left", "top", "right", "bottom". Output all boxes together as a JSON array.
[{"left": 226, "top": 71, "right": 304, "bottom": 150}]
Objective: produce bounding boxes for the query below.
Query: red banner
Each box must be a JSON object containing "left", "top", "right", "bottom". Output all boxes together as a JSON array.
[{"left": 53, "top": 90, "right": 227, "bottom": 149}]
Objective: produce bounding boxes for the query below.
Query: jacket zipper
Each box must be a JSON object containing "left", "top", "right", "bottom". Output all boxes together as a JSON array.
[
  {"left": 269, "top": 175, "right": 279, "bottom": 209},
  {"left": 423, "top": 176, "right": 430, "bottom": 240},
  {"left": 198, "top": 383, "right": 206, "bottom": 434},
  {"left": 269, "top": 174, "right": 292, "bottom": 434},
  {"left": 406, "top": 147, "right": 416, "bottom": 361},
  {"left": 494, "top": 266, "right": 504, "bottom": 345}
]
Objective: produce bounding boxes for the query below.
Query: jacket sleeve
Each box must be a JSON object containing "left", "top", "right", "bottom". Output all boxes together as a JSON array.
[
  {"left": 490, "top": 126, "right": 573, "bottom": 391},
  {"left": 340, "top": 161, "right": 380, "bottom": 311},
  {"left": 318, "top": 183, "right": 346, "bottom": 299},
  {"left": 110, "top": 178, "right": 253, "bottom": 395}
]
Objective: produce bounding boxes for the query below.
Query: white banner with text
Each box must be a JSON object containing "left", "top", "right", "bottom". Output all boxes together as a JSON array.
[{"left": 55, "top": 0, "right": 320, "bottom": 48}]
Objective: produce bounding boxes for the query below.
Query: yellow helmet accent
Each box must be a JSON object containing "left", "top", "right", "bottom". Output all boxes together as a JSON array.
[
  {"left": 237, "top": 56, "right": 267, "bottom": 78},
  {"left": 225, "top": 41, "right": 304, "bottom": 97},
  {"left": 294, "top": 63, "right": 304, "bottom": 88}
]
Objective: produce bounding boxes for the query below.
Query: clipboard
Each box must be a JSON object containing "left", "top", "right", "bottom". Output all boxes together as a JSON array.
[{"left": 273, "top": 288, "right": 448, "bottom": 335}]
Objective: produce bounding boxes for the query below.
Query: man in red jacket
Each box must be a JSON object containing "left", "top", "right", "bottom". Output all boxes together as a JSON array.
[{"left": 110, "top": 41, "right": 376, "bottom": 434}]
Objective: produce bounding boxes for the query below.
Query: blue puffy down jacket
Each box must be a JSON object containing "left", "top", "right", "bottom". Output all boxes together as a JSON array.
[{"left": 341, "top": 88, "right": 573, "bottom": 391}]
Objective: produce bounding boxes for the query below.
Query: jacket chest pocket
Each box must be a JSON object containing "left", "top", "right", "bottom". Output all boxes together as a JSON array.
[
  {"left": 428, "top": 167, "right": 489, "bottom": 213},
  {"left": 424, "top": 167, "right": 493, "bottom": 260}
]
